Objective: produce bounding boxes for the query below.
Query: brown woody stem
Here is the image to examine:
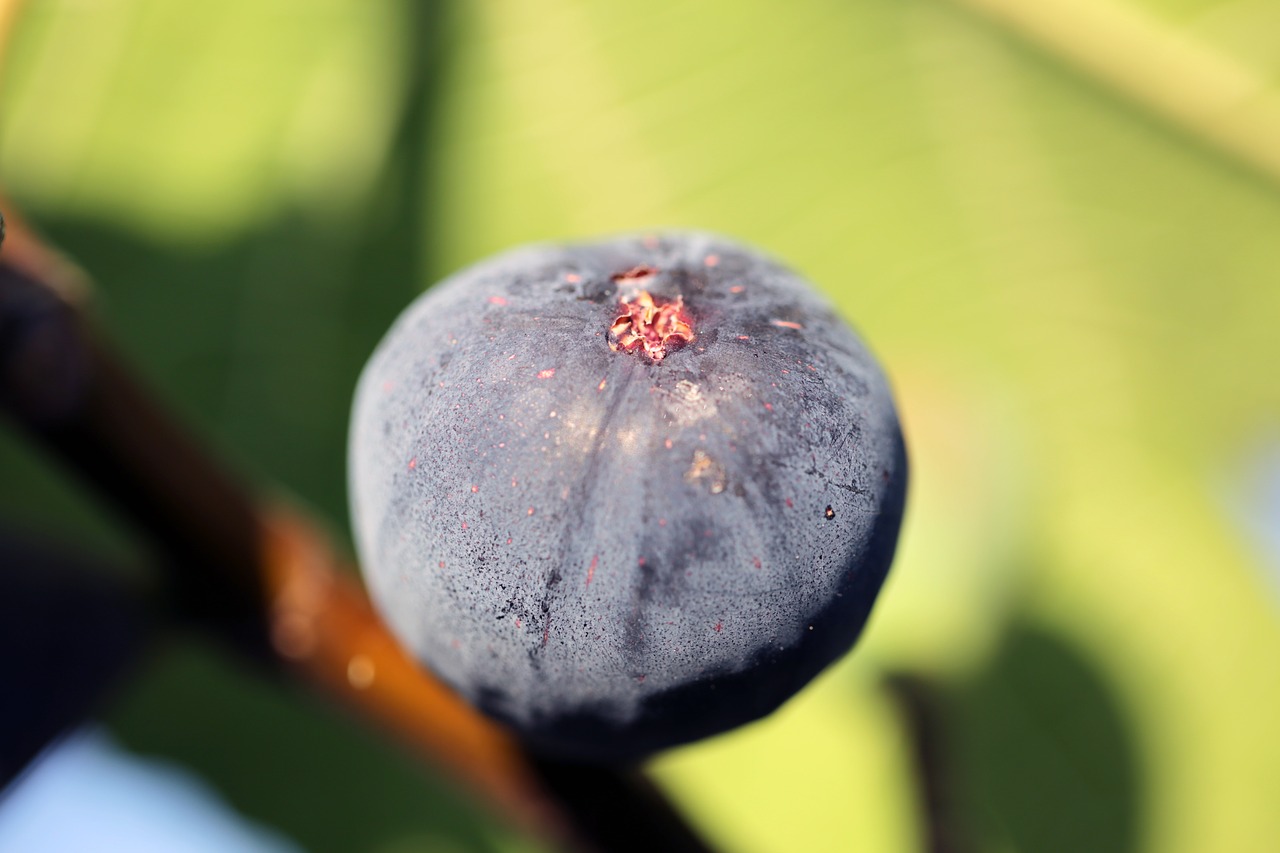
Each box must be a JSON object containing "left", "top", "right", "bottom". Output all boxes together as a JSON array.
[{"left": 0, "top": 216, "right": 714, "bottom": 853}]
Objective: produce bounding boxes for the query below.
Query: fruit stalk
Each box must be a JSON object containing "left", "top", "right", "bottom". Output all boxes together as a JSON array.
[{"left": 0, "top": 219, "right": 716, "bottom": 853}]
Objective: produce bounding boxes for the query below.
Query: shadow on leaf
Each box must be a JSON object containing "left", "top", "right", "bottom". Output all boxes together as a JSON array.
[{"left": 889, "top": 620, "right": 1144, "bottom": 853}]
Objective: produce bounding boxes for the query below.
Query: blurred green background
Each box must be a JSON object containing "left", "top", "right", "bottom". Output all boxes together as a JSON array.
[{"left": 2, "top": 0, "right": 1279, "bottom": 850}]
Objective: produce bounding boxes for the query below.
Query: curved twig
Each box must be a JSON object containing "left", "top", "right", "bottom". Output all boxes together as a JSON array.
[{"left": 0, "top": 223, "right": 714, "bottom": 852}]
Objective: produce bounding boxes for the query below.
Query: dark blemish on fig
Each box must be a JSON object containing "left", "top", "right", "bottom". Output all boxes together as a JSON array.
[
  {"left": 636, "top": 556, "right": 659, "bottom": 602},
  {"left": 824, "top": 505, "right": 836, "bottom": 520},
  {"left": 580, "top": 277, "right": 618, "bottom": 304},
  {"left": 667, "top": 266, "right": 705, "bottom": 297}
]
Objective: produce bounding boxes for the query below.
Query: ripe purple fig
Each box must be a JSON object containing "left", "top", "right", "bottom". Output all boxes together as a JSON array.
[{"left": 349, "top": 233, "right": 907, "bottom": 761}]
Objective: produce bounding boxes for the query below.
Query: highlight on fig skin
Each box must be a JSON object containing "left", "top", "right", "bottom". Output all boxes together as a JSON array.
[{"left": 607, "top": 287, "right": 694, "bottom": 363}]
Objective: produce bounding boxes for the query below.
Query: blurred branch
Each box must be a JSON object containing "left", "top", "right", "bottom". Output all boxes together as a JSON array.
[
  {"left": 529, "top": 758, "right": 719, "bottom": 853},
  {"left": 0, "top": 216, "right": 714, "bottom": 852},
  {"left": 0, "top": 203, "right": 90, "bottom": 301},
  {"left": 950, "top": 0, "right": 1280, "bottom": 188},
  {"left": 884, "top": 674, "right": 973, "bottom": 853},
  {"left": 0, "top": 244, "right": 265, "bottom": 649}
]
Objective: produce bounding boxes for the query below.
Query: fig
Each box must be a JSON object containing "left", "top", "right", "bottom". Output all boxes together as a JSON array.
[{"left": 349, "top": 233, "right": 907, "bottom": 761}]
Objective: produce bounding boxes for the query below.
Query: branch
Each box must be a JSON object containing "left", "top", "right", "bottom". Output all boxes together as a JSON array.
[
  {"left": 0, "top": 219, "right": 714, "bottom": 852},
  {"left": 884, "top": 674, "right": 973, "bottom": 853}
]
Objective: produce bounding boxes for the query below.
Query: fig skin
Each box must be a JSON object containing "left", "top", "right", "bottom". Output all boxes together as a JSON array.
[{"left": 349, "top": 232, "right": 907, "bottom": 762}]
